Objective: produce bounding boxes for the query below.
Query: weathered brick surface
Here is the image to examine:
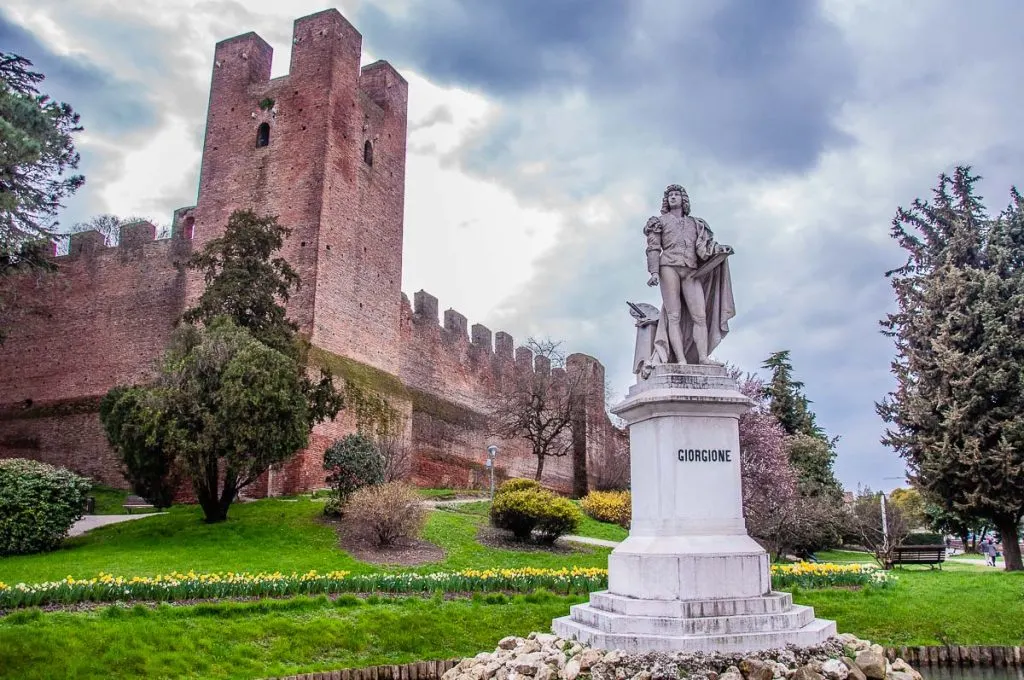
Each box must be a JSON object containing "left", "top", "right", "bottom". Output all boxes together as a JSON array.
[{"left": 0, "top": 9, "right": 627, "bottom": 497}]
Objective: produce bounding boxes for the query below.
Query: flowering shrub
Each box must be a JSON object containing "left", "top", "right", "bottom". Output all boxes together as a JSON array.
[
  {"left": 580, "top": 490, "right": 631, "bottom": 528},
  {"left": 770, "top": 562, "right": 895, "bottom": 589},
  {"left": 0, "top": 567, "right": 608, "bottom": 609}
]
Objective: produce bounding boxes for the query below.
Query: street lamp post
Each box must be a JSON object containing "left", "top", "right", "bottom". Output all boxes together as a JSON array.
[{"left": 486, "top": 445, "right": 499, "bottom": 501}]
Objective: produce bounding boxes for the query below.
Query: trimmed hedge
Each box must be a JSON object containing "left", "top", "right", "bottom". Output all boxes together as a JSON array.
[
  {"left": 0, "top": 458, "right": 91, "bottom": 556},
  {"left": 490, "top": 488, "right": 581, "bottom": 543},
  {"left": 901, "top": 532, "right": 945, "bottom": 546}
]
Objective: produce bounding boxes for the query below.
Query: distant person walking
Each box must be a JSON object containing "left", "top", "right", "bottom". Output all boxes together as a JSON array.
[{"left": 982, "top": 538, "right": 997, "bottom": 567}]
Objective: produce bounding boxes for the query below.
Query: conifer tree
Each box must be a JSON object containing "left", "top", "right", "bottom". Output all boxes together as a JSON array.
[
  {"left": 761, "top": 351, "right": 842, "bottom": 497},
  {"left": 879, "top": 167, "right": 1024, "bottom": 571}
]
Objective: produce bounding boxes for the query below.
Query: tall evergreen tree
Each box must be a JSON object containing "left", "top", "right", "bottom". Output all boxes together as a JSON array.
[
  {"left": 878, "top": 167, "right": 1024, "bottom": 571},
  {"left": 761, "top": 351, "right": 842, "bottom": 497},
  {"left": 761, "top": 351, "right": 821, "bottom": 438}
]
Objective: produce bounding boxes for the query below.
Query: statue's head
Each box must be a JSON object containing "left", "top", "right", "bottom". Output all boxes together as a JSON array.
[{"left": 661, "top": 184, "right": 690, "bottom": 215}]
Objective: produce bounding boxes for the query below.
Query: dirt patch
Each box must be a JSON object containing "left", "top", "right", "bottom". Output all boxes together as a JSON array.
[
  {"left": 323, "top": 517, "right": 446, "bottom": 567},
  {"left": 475, "top": 525, "right": 590, "bottom": 555}
]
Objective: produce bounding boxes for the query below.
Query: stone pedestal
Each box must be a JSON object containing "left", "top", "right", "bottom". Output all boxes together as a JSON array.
[{"left": 553, "top": 364, "right": 835, "bottom": 653}]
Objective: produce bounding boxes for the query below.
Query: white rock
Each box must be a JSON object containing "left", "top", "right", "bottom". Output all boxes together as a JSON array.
[
  {"left": 536, "top": 666, "right": 554, "bottom": 680},
  {"left": 821, "top": 659, "right": 849, "bottom": 680},
  {"left": 562, "top": 659, "right": 581, "bottom": 680},
  {"left": 891, "top": 660, "right": 910, "bottom": 673},
  {"left": 603, "top": 651, "right": 623, "bottom": 665},
  {"left": 578, "top": 649, "right": 603, "bottom": 671}
]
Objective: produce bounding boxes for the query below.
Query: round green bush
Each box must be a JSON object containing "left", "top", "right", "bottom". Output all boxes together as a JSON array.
[
  {"left": 496, "top": 478, "right": 542, "bottom": 496},
  {"left": 322, "top": 434, "right": 384, "bottom": 514},
  {"left": 0, "top": 458, "right": 91, "bottom": 556},
  {"left": 490, "top": 488, "right": 581, "bottom": 543}
]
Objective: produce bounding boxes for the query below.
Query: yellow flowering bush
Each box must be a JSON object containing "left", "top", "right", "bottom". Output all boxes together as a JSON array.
[
  {"left": 0, "top": 567, "right": 607, "bottom": 610},
  {"left": 580, "top": 490, "right": 631, "bottom": 528},
  {"left": 770, "top": 562, "right": 895, "bottom": 589}
]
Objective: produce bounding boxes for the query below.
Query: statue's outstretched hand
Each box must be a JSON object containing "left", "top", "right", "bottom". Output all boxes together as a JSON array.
[
  {"left": 647, "top": 273, "right": 659, "bottom": 287},
  {"left": 715, "top": 244, "right": 734, "bottom": 255}
]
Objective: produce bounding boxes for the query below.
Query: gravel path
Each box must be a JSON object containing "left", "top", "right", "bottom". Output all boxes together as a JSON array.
[{"left": 69, "top": 513, "right": 166, "bottom": 537}]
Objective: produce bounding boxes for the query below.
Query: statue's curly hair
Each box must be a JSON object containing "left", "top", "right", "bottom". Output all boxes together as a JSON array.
[{"left": 660, "top": 184, "right": 690, "bottom": 215}]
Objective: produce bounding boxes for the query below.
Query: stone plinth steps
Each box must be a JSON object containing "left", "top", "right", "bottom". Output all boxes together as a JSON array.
[
  {"left": 553, "top": 364, "right": 835, "bottom": 653},
  {"left": 553, "top": 590, "right": 835, "bottom": 654}
]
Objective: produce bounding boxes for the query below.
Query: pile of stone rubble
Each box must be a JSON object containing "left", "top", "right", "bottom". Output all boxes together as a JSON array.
[{"left": 442, "top": 633, "right": 922, "bottom": 680}]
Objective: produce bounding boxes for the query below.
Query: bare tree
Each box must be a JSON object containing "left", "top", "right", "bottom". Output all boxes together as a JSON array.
[
  {"left": 65, "top": 213, "right": 169, "bottom": 248},
  {"left": 846, "top": 488, "right": 912, "bottom": 568},
  {"left": 489, "top": 337, "right": 584, "bottom": 483},
  {"left": 376, "top": 425, "right": 412, "bottom": 483}
]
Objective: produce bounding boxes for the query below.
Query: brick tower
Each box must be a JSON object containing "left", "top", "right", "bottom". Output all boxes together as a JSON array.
[{"left": 188, "top": 9, "right": 408, "bottom": 371}]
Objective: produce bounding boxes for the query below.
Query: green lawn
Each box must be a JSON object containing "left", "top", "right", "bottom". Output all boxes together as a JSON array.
[
  {"left": 417, "top": 488, "right": 487, "bottom": 500},
  {"left": 794, "top": 568, "right": 1024, "bottom": 646},
  {"left": 0, "top": 592, "right": 585, "bottom": 680},
  {"left": 0, "top": 498, "right": 611, "bottom": 584},
  {"left": 87, "top": 485, "right": 160, "bottom": 515}
]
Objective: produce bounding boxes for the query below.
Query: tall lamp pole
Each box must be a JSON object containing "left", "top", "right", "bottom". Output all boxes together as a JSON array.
[{"left": 486, "top": 445, "right": 499, "bottom": 501}]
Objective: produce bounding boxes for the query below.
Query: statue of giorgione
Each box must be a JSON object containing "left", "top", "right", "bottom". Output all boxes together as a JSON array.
[{"left": 630, "top": 184, "right": 736, "bottom": 378}]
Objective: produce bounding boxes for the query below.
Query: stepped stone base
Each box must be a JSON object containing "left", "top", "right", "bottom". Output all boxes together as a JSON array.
[{"left": 553, "top": 591, "right": 837, "bottom": 654}]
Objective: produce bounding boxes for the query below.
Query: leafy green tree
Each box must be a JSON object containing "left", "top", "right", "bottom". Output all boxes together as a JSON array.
[
  {"left": 0, "top": 53, "right": 83, "bottom": 341},
  {"left": 183, "top": 210, "right": 300, "bottom": 357},
  {"left": 99, "top": 386, "right": 180, "bottom": 508},
  {"left": 786, "top": 433, "right": 841, "bottom": 497},
  {"left": 888, "top": 487, "right": 927, "bottom": 528},
  {"left": 102, "top": 318, "right": 332, "bottom": 522},
  {"left": 101, "top": 210, "right": 345, "bottom": 522},
  {"left": 879, "top": 167, "right": 1024, "bottom": 571},
  {"left": 183, "top": 209, "right": 344, "bottom": 425},
  {"left": 322, "top": 434, "right": 385, "bottom": 515}
]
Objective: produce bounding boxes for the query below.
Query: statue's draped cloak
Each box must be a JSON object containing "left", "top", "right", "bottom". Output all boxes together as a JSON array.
[{"left": 650, "top": 252, "right": 736, "bottom": 366}]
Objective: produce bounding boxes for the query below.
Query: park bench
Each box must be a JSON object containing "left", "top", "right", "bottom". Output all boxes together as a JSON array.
[
  {"left": 889, "top": 544, "right": 947, "bottom": 569},
  {"left": 122, "top": 495, "right": 155, "bottom": 514}
]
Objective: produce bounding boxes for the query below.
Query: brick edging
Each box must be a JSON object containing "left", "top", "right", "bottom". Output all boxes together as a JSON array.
[
  {"left": 263, "top": 658, "right": 462, "bottom": 680},
  {"left": 885, "top": 646, "right": 1024, "bottom": 666}
]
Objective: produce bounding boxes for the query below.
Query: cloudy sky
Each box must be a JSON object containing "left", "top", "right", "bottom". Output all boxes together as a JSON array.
[{"left": 5, "top": 0, "right": 1023, "bottom": 492}]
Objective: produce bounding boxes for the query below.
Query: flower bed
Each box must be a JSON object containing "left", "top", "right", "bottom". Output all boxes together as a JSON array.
[
  {"left": 0, "top": 567, "right": 608, "bottom": 609},
  {"left": 0, "top": 562, "right": 892, "bottom": 610},
  {"left": 771, "top": 562, "right": 894, "bottom": 589}
]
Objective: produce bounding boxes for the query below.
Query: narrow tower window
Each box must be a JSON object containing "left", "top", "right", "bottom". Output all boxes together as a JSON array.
[
  {"left": 363, "top": 140, "right": 373, "bottom": 166},
  {"left": 256, "top": 122, "right": 270, "bottom": 148}
]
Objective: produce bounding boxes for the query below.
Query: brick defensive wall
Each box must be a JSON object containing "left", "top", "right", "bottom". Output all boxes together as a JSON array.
[{"left": 0, "top": 9, "right": 627, "bottom": 496}]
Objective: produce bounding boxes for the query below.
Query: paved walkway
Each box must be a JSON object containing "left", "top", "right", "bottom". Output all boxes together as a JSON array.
[
  {"left": 69, "top": 513, "right": 166, "bottom": 537},
  {"left": 558, "top": 535, "right": 621, "bottom": 548}
]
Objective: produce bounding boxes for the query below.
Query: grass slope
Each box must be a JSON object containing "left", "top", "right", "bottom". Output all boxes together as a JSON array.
[
  {"left": 0, "top": 498, "right": 611, "bottom": 584},
  {"left": 793, "top": 568, "right": 1024, "bottom": 646},
  {"left": 0, "top": 593, "right": 584, "bottom": 680}
]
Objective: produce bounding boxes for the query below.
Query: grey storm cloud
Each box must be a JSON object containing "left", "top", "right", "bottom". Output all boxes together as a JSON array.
[
  {"left": 353, "top": 0, "right": 1024, "bottom": 491},
  {"left": 357, "top": 0, "right": 854, "bottom": 173},
  {"left": 0, "top": 10, "right": 157, "bottom": 136}
]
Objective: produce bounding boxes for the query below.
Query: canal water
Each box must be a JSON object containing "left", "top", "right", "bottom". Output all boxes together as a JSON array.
[{"left": 924, "top": 668, "right": 1024, "bottom": 680}]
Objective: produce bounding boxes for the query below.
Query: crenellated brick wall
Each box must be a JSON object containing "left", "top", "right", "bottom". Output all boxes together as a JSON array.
[{"left": 0, "top": 9, "right": 627, "bottom": 498}]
